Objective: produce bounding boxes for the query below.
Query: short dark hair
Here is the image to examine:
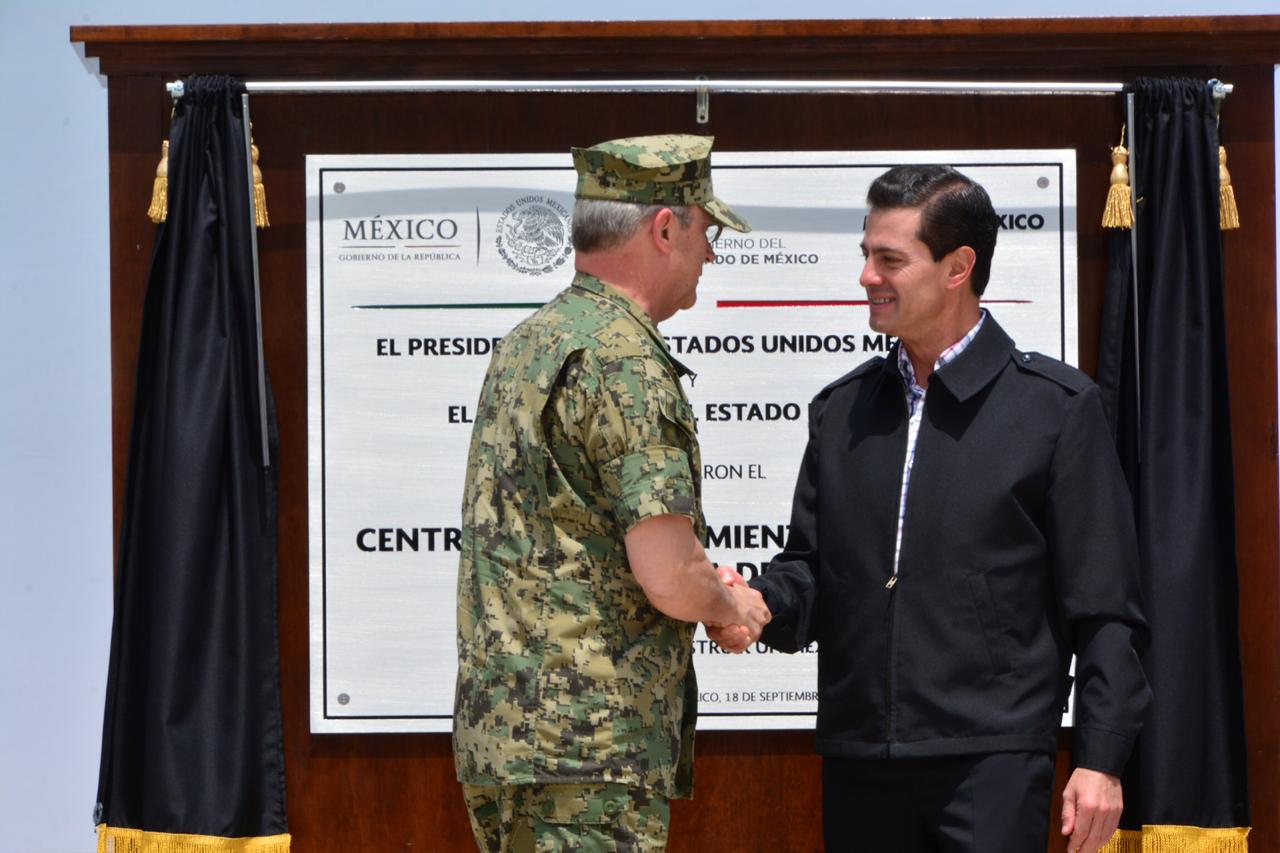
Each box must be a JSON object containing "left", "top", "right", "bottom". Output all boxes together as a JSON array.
[{"left": 866, "top": 165, "right": 1000, "bottom": 296}]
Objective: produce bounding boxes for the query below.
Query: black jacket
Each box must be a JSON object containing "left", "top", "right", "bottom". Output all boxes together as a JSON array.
[{"left": 753, "top": 315, "right": 1151, "bottom": 774}]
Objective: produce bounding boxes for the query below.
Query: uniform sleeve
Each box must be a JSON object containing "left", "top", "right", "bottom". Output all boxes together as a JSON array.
[
  {"left": 569, "top": 352, "right": 700, "bottom": 534},
  {"left": 1048, "top": 384, "right": 1152, "bottom": 774},
  {"left": 750, "top": 394, "right": 824, "bottom": 653}
]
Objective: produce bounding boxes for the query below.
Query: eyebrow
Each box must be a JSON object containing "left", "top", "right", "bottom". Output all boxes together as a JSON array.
[{"left": 860, "top": 241, "right": 906, "bottom": 254}]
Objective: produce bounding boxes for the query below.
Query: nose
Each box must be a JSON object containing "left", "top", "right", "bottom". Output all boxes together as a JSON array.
[{"left": 859, "top": 259, "right": 878, "bottom": 288}]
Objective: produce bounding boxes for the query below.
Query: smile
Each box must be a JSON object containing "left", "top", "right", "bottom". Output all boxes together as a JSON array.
[{"left": 869, "top": 297, "right": 895, "bottom": 304}]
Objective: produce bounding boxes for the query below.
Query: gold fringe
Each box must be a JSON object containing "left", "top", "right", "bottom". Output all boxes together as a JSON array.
[
  {"left": 1102, "top": 131, "right": 1134, "bottom": 230},
  {"left": 147, "top": 140, "right": 169, "bottom": 224},
  {"left": 97, "top": 824, "right": 291, "bottom": 853},
  {"left": 1099, "top": 825, "right": 1250, "bottom": 853},
  {"left": 1219, "top": 146, "right": 1240, "bottom": 230},
  {"left": 1103, "top": 828, "right": 1145, "bottom": 853},
  {"left": 250, "top": 142, "right": 270, "bottom": 229}
]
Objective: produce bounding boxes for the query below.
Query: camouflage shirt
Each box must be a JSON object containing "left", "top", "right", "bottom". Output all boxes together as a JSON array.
[{"left": 454, "top": 273, "right": 705, "bottom": 797}]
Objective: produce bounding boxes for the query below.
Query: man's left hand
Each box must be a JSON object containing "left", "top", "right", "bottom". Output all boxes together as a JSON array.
[{"left": 1061, "top": 767, "right": 1123, "bottom": 853}]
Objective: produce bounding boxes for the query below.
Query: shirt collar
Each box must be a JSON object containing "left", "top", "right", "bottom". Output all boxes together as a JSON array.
[
  {"left": 896, "top": 310, "right": 988, "bottom": 394},
  {"left": 913, "top": 309, "right": 1019, "bottom": 404}
]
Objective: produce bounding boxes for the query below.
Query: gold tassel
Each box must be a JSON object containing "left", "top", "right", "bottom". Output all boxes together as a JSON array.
[
  {"left": 98, "top": 824, "right": 291, "bottom": 852},
  {"left": 1219, "top": 145, "right": 1240, "bottom": 231},
  {"left": 1098, "top": 825, "right": 1250, "bottom": 853},
  {"left": 147, "top": 140, "right": 169, "bottom": 224},
  {"left": 251, "top": 141, "right": 270, "bottom": 229},
  {"left": 1102, "top": 127, "right": 1134, "bottom": 230},
  {"left": 1102, "top": 828, "right": 1144, "bottom": 853}
]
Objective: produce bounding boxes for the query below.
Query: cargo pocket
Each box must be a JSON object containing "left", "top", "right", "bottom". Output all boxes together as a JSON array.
[
  {"left": 966, "top": 572, "right": 1013, "bottom": 678},
  {"left": 536, "top": 782, "right": 631, "bottom": 825}
]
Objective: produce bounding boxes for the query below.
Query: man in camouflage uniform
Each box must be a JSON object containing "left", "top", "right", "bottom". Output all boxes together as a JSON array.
[{"left": 454, "top": 134, "right": 770, "bottom": 852}]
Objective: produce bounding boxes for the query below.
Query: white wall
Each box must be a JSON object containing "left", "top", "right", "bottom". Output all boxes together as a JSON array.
[{"left": 1, "top": 1, "right": 1275, "bottom": 850}]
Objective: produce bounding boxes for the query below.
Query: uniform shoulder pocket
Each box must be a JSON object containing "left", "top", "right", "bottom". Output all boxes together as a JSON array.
[{"left": 658, "top": 389, "right": 697, "bottom": 438}]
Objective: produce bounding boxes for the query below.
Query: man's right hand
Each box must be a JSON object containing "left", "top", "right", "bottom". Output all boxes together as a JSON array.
[
  {"left": 715, "top": 564, "right": 748, "bottom": 589},
  {"left": 626, "top": 516, "right": 771, "bottom": 637},
  {"left": 732, "top": 583, "right": 771, "bottom": 636},
  {"left": 706, "top": 567, "right": 770, "bottom": 652}
]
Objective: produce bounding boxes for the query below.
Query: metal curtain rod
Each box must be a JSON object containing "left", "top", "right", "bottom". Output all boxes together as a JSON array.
[{"left": 166, "top": 78, "right": 1234, "bottom": 99}]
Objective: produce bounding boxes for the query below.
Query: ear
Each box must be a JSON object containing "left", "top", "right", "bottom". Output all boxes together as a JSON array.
[
  {"left": 945, "top": 246, "right": 977, "bottom": 292},
  {"left": 649, "top": 207, "right": 678, "bottom": 256}
]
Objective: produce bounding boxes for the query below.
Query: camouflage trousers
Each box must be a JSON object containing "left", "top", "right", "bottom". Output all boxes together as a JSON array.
[{"left": 461, "top": 782, "right": 670, "bottom": 852}]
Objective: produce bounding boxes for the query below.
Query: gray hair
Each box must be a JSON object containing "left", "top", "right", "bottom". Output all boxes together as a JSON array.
[{"left": 571, "top": 199, "right": 693, "bottom": 253}]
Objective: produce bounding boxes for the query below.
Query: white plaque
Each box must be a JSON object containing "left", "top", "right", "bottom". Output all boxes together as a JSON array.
[{"left": 307, "top": 149, "right": 1078, "bottom": 733}]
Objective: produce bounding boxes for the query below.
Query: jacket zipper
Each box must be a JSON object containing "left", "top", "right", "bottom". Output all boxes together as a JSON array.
[
  {"left": 885, "top": 574, "right": 899, "bottom": 756},
  {"left": 885, "top": 376, "right": 916, "bottom": 757}
]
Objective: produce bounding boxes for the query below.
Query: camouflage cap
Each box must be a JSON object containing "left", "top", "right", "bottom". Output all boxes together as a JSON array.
[{"left": 571, "top": 134, "right": 751, "bottom": 233}]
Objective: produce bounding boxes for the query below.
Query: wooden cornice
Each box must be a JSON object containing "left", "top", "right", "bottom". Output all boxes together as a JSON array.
[{"left": 72, "top": 17, "right": 1280, "bottom": 78}]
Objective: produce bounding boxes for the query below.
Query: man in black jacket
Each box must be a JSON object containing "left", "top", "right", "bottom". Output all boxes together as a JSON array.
[{"left": 710, "top": 165, "right": 1150, "bottom": 853}]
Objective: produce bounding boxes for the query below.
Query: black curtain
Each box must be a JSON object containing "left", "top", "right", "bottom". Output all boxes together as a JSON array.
[
  {"left": 95, "top": 75, "right": 288, "bottom": 847},
  {"left": 1097, "top": 77, "right": 1249, "bottom": 838}
]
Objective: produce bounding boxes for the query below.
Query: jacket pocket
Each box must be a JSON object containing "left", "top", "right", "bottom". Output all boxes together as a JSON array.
[{"left": 965, "top": 572, "right": 1013, "bottom": 678}]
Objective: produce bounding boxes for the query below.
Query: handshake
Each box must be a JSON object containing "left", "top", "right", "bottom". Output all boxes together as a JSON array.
[{"left": 705, "top": 566, "right": 771, "bottom": 653}]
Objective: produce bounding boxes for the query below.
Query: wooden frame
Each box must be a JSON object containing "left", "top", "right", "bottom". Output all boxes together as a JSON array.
[{"left": 75, "top": 18, "right": 1280, "bottom": 852}]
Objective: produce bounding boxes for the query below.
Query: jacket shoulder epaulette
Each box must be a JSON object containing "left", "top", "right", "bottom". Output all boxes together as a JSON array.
[
  {"left": 1012, "top": 350, "right": 1092, "bottom": 394},
  {"left": 814, "top": 356, "right": 885, "bottom": 403}
]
